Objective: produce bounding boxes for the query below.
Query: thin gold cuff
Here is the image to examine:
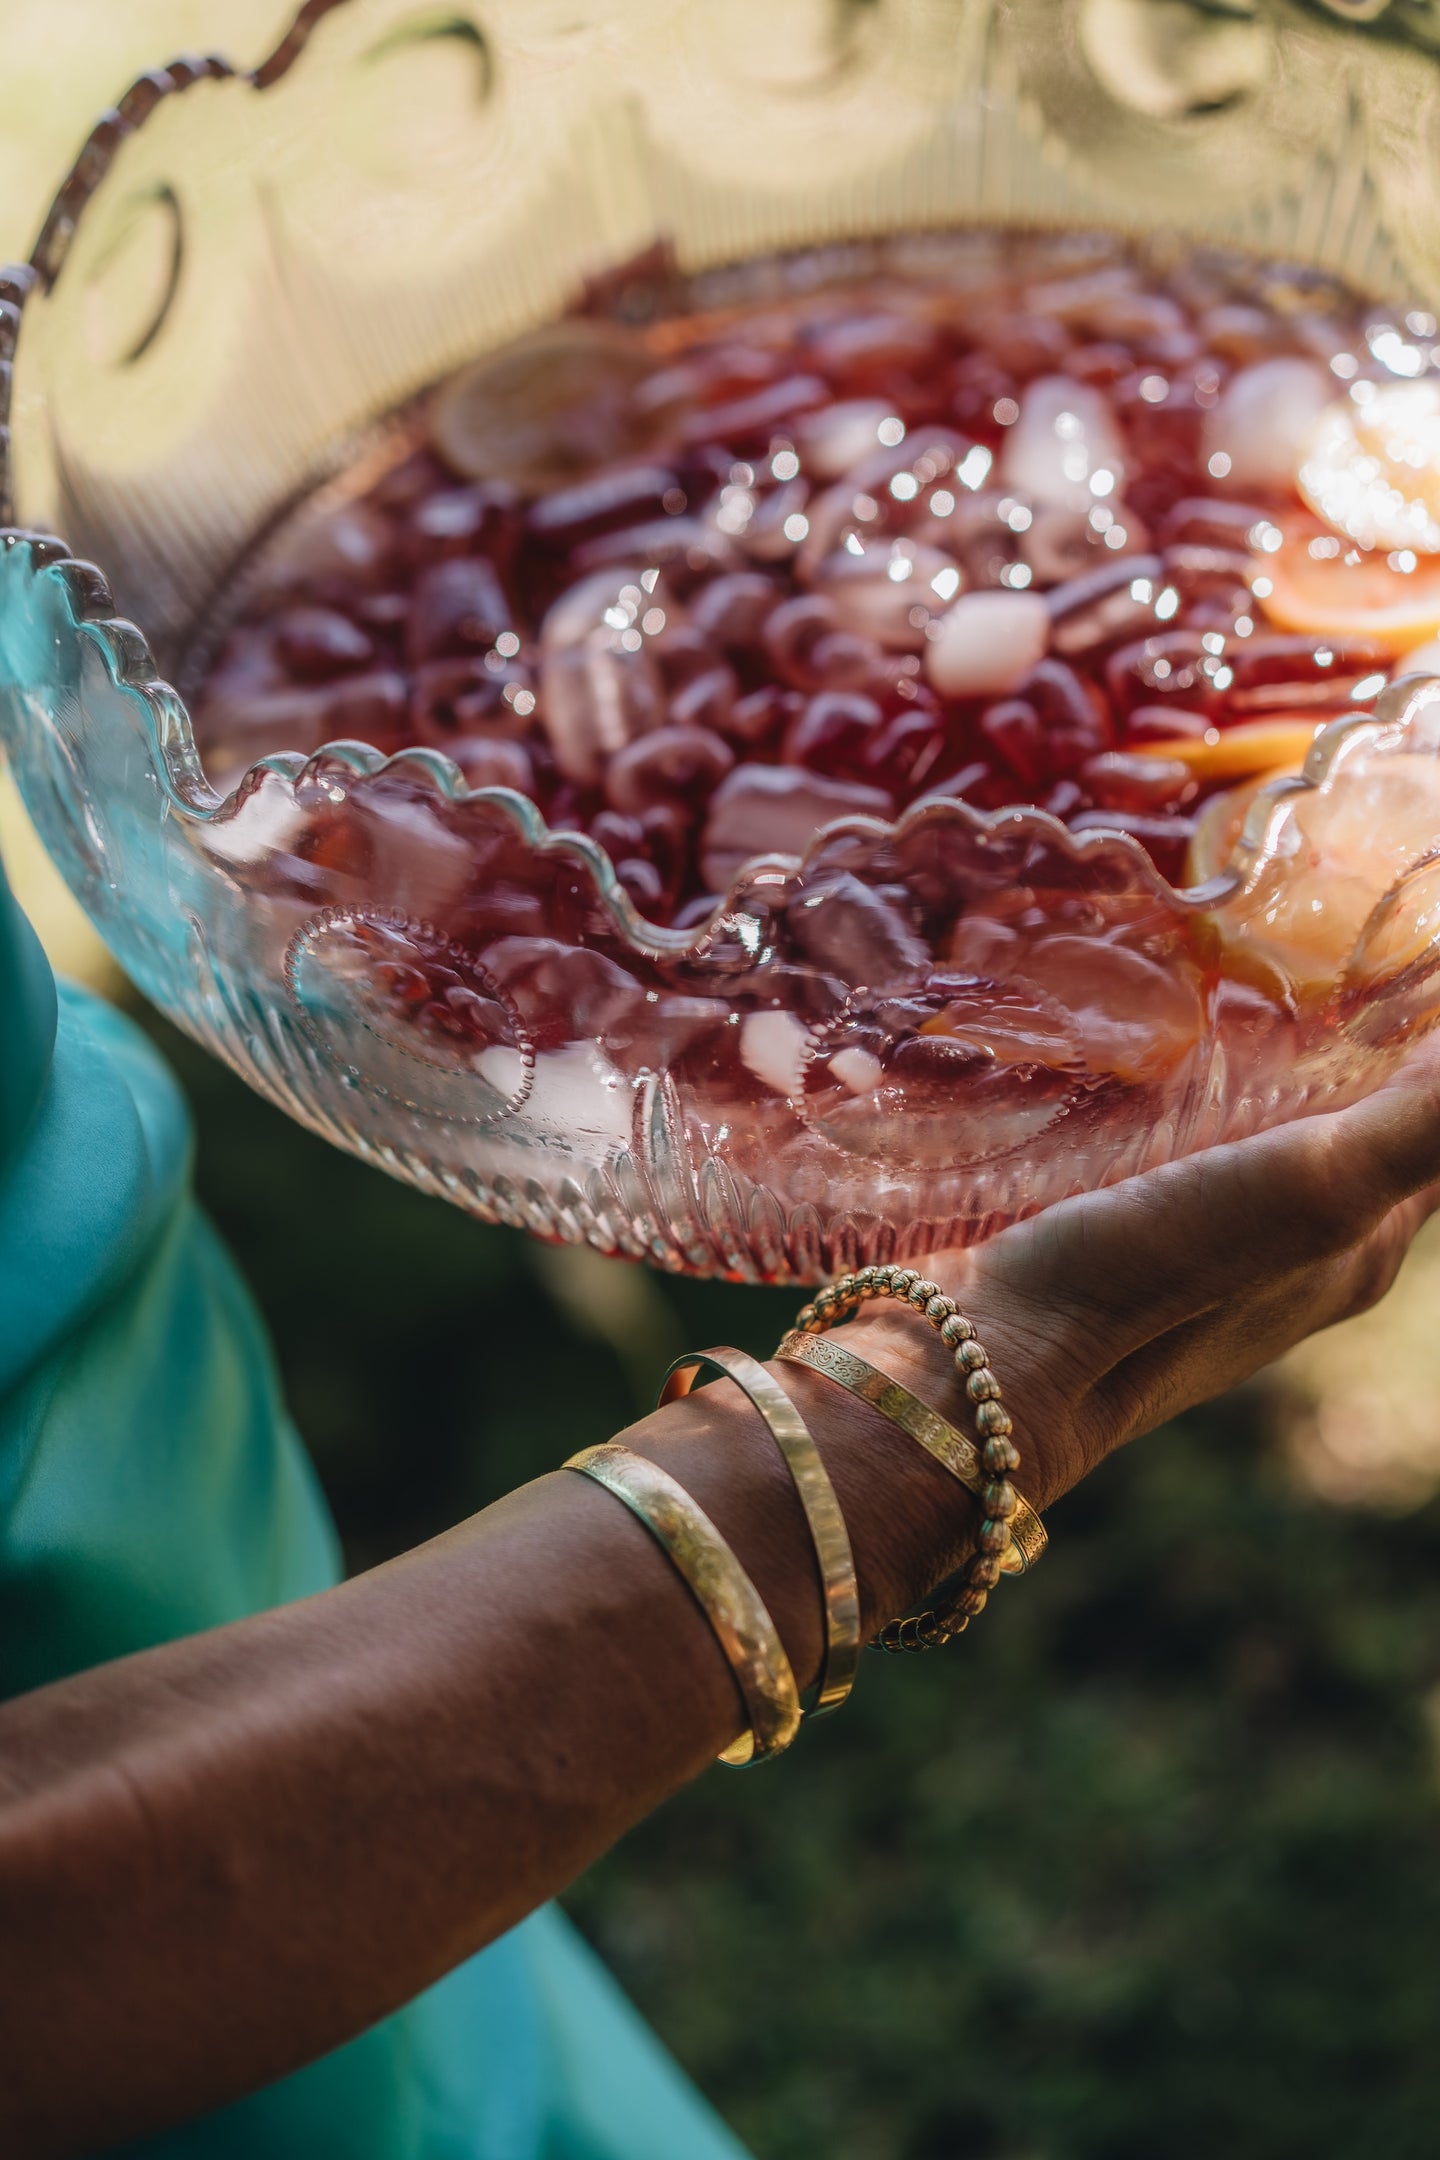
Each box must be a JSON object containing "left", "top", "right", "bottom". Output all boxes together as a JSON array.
[
  {"left": 659, "top": 1346, "right": 860, "bottom": 1717},
  {"left": 774, "top": 1330, "right": 1047, "bottom": 1575},
  {"left": 564, "top": 1441, "right": 802, "bottom": 1766}
]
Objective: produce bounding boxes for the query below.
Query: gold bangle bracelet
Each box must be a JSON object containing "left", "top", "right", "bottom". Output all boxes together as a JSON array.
[
  {"left": 658, "top": 1347, "right": 861, "bottom": 1718},
  {"left": 564, "top": 1441, "right": 802, "bottom": 1767},
  {"left": 774, "top": 1331, "right": 1047, "bottom": 1576}
]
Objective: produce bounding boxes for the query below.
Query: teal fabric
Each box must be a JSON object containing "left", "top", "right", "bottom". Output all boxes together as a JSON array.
[{"left": 0, "top": 855, "right": 746, "bottom": 2160}]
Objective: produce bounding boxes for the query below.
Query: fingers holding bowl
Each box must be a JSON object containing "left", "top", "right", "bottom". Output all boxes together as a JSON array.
[
  {"left": 901, "top": 1035, "right": 1440, "bottom": 1506},
  {"left": 978, "top": 1029, "right": 1440, "bottom": 1361},
  {"left": 1088, "top": 1182, "right": 1440, "bottom": 1449}
]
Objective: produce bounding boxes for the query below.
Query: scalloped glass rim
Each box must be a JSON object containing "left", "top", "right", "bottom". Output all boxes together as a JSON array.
[{"left": 16, "top": 523, "right": 1433, "bottom": 969}]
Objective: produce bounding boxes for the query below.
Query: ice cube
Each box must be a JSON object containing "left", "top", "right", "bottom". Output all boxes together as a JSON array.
[
  {"left": 1204, "top": 357, "right": 1333, "bottom": 497},
  {"left": 925, "top": 589, "right": 1051, "bottom": 700},
  {"left": 998, "top": 376, "right": 1127, "bottom": 513},
  {"left": 739, "top": 1008, "right": 811, "bottom": 1099}
]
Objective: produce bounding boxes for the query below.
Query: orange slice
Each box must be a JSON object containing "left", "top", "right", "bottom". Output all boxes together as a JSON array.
[
  {"left": 1134, "top": 718, "right": 1321, "bottom": 783},
  {"left": 1255, "top": 519, "right": 1440, "bottom": 654},
  {"left": 1186, "top": 770, "right": 1281, "bottom": 885},
  {"left": 1193, "top": 749, "right": 1440, "bottom": 1002}
]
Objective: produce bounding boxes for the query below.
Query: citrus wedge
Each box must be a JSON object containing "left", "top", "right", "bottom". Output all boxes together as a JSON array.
[
  {"left": 1134, "top": 718, "right": 1321, "bottom": 783},
  {"left": 1193, "top": 749, "right": 1440, "bottom": 1003},
  {"left": 1255, "top": 519, "right": 1440, "bottom": 654}
]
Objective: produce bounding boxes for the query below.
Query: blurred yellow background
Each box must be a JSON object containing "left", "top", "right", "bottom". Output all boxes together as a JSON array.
[{"left": 0, "top": 0, "right": 296, "bottom": 984}]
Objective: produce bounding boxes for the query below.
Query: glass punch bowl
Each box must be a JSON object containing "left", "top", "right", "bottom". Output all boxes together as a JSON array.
[{"left": 6, "top": 0, "right": 1440, "bottom": 1282}]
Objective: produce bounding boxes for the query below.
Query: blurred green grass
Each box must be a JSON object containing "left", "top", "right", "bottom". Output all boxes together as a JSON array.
[{"left": 138, "top": 1000, "right": 1440, "bottom": 2160}]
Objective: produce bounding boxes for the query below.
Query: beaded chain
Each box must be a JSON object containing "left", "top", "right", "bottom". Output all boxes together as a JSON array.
[{"left": 793, "top": 1264, "right": 1021, "bottom": 1654}]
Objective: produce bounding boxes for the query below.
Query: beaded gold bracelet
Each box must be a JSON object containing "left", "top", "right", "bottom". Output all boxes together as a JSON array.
[
  {"left": 564, "top": 1441, "right": 803, "bottom": 1765},
  {"left": 774, "top": 1329, "right": 1046, "bottom": 1575},
  {"left": 788, "top": 1264, "right": 1036, "bottom": 1653}
]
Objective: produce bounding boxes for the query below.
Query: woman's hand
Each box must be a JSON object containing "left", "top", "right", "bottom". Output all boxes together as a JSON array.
[{"left": 831, "top": 1033, "right": 1440, "bottom": 1613}]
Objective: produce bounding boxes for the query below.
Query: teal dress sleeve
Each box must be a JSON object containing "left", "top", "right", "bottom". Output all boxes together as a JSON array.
[{"left": 0, "top": 856, "right": 747, "bottom": 2160}]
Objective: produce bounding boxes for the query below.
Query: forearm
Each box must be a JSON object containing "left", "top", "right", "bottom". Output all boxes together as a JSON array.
[{"left": 0, "top": 1322, "right": 982, "bottom": 2157}]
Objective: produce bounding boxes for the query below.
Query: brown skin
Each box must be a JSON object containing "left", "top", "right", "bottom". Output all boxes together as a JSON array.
[{"left": 5, "top": 1041, "right": 1440, "bottom": 2155}]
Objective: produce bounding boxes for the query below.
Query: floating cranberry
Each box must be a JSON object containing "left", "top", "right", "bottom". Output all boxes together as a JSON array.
[
  {"left": 539, "top": 637, "right": 665, "bottom": 788},
  {"left": 980, "top": 698, "right": 1049, "bottom": 789},
  {"left": 405, "top": 482, "right": 518, "bottom": 568},
  {"left": 808, "top": 311, "right": 940, "bottom": 390},
  {"left": 589, "top": 809, "right": 646, "bottom": 860},
  {"left": 671, "top": 892, "right": 724, "bottom": 931},
  {"left": 689, "top": 571, "right": 781, "bottom": 652},
  {"left": 1158, "top": 496, "right": 1275, "bottom": 548},
  {"left": 528, "top": 464, "right": 684, "bottom": 546},
  {"left": 1063, "top": 341, "right": 1134, "bottom": 387},
  {"left": 603, "top": 724, "right": 734, "bottom": 815},
  {"left": 645, "top": 623, "right": 715, "bottom": 693},
  {"left": 320, "top": 670, "right": 409, "bottom": 746},
  {"left": 678, "top": 374, "right": 829, "bottom": 451},
  {"left": 1023, "top": 657, "right": 1113, "bottom": 771},
  {"left": 275, "top": 607, "right": 375, "bottom": 681},
  {"left": 571, "top": 517, "right": 736, "bottom": 585},
  {"left": 638, "top": 802, "right": 690, "bottom": 883},
  {"left": 718, "top": 684, "right": 799, "bottom": 749},
  {"left": 1105, "top": 631, "right": 1224, "bottom": 718},
  {"left": 1125, "top": 702, "right": 1214, "bottom": 746},
  {"left": 484, "top": 935, "right": 647, "bottom": 1052},
  {"left": 455, "top": 739, "right": 536, "bottom": 794},
  {"left": 411, "top": 658, "right": 519, "bottom": 745},
  {"left": 406, "top": 559, "right": 513, "bottom": 664},
  {"left": 1067, "top": 807, "right": 1196, "bottom": 884},
  {"left": 786, "top": 871, "right": 928, "bottom": 985},
  {"left": 1118, "top": 380, "right": 1213, "bottom": 508},
  {"left": 262, "top": 502, "right": 396, "bottom": 601},
  {"left": 1044, "top": 777, "right": 1087, "bottom": 820},
  {"left": 921, "top": 759, "right": 1001, "bottom": 807},
  {"left": 764, "top": 596, "right": 854, "bottom": 686},
  {"left": 1046, "top": 555, "right": 1165, "bottom": 658},
  {"left": 1080, "top": 750, "right": 1196, "bottom": 813},
  {"left": 784, "top": 690, "right": 884, "bottom": 779},
  {"left": 635, "top": 345, "right": 777, "bottom": 423},
  {"left": 810, "top": 538, "right": 960, "bottom": 651},
  {"left": 1159, "top": 542, "right": 1255, "bottom": 610},
  {"left": 354, "top": 591, "right": 412, "bottom": 639},
  {"left": 864, "top": 708, "right": 947, "bottom": 796},
  {"left": 948, "top": 350, "right": 1018, "bottom": 433},
  {"left": 616, "top": 856, "right": 666, "bottom": 912},
  {"left": 668, "top": 665, "right": 738, "bottom": 734},
  {"left": 1199, "top": 303, "right": 1285, "bottom": 363},
  {"left": 1222, "top": 632, "right": 1387, "bottom": 714},
  {"left": 700, "top": 763, "right": 894, "bottom": 892},
  {"left": 963, "top": 309, "right": 1070, "bottom": 380}
]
